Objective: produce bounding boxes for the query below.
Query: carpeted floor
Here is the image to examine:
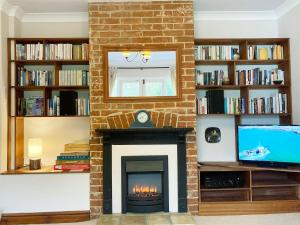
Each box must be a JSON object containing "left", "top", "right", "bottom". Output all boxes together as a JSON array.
[{"left": 23, "top": 213, "right": 300, "bottom": 225}]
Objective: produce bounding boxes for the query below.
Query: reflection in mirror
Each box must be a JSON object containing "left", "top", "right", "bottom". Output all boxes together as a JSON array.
[{"left": 108, "top": 51, "right": 177, "bottom": 97}]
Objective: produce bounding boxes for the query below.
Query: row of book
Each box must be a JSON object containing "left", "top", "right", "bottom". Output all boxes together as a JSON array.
[
  {"left": 16, "top": 43, "right": 43, "bottom": 60},
  {"left": 248, "top": 45, "right": 284, "bottom": 60},
  {"left": 195, "top": 69, "right": 225, "bottom": 86},
  {"left": 76, "top": 98, "right": 90, "bottom": 116},
  {"left": 45, "top": 43, "right": 89, "bottom": 60},
  {"left": 59, "top": 70, "right": 90, "bottom": 86},
  {"left": 47, "top": 96, "right": 90, "bottom": 116},
  {"left": 17, "top": 67, "right": 54, "bottom": 86},
  {"left": 196, "top": 97, "right": 245, "bottom": 115},
  {"left": 54, "top": 142, "right": 90, "bottom": 171},
  {"left": 235, "top": 68, "right": 285, "bottom": 86},
  {"left": 17, "top": 97, "right": 43, "bottom": 116},
  {"left": 194, "top": 45, "right": 239, "bottom": 60},
  {"left": 249, "top": 93, "right": 287, "bottom": 114},
  {"left": 15, "top": 43, "right": 89, "bottom": 61}
]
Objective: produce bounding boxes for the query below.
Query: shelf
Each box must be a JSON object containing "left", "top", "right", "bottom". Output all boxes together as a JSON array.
[
  {"left": 11, "top": 60, "right": 89, "bottom": 65},
  {"left": 14, "top": 86, "right": 89, "bottom": 90},
  {"left": 13, "top": 115, "right": 90, "bottom": 118},
  {"left": 196, "top": 84, "right": 288, "bottom": 90},
  {"left": 200, "top": 189, "right": 250, "bottom": 202},
  {"left": 252, "top": 180, "right": 299, "bottom": 187},
  {"left": 1, "top": 165, "right": 90, "bottom": 175},
  {"left": 195, "top": 59, "right": 288, "bottom": 65},
  {"left": 200, "top": 187, "right": 250, "bottom": 191}
]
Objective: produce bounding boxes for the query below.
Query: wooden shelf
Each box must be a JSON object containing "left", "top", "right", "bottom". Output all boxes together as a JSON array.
[
  {"left": 1, "top": 165, "right": 90, "bottom": 175},
  {"left": 195, "top": 59, "right": 288, "bottom": 65},
  {"left": 11, "top": 60, "right": 89, "bottom": 65},
  {"left": 14, "top": 86, "right": 89, "bottom": 90},
  {"left": 13, "top": 115, "right": 90, "bottom": 118},
  {"left": 196, "top": 84, "right": 288, "bottom": 90}
]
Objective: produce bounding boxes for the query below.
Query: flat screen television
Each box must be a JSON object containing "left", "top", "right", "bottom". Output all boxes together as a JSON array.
[{"left": 237, "top": 125, "right": 300, "bottom": 167}]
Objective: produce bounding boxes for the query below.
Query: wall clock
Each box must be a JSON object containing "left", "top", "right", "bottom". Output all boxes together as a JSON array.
[
  {"left": 130, "top": 110, "right": 154, "bottom": 128},
  {"left": 205, "top": 127, "right": 221, "bottom": 143}
]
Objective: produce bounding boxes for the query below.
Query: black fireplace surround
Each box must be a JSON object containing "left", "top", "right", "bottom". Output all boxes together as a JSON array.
[{"left": 96, "top": 127, "right": 193, "bottom": 214}]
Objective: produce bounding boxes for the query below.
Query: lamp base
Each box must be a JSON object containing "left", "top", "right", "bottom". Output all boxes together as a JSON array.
[{"left": 29, "top": 159, "right": 41, "bottom": 170}]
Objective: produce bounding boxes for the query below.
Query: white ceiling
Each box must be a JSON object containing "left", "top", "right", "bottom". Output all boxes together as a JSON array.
[{"left": 6, "top": 0, "right": 290, "bottom": 13}]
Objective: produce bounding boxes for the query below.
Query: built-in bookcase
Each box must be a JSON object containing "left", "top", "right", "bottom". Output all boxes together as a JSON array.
[
  {"left": 194, "top": 38, "right": 292, "bottom": 125},
  {"left": 7, "top": 38, "right": 90, "bottom": 171}
]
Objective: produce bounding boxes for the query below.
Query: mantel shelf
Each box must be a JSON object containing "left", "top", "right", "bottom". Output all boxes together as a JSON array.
[{"left": 96, "top": 127, "right": 194, "bottom": 134}]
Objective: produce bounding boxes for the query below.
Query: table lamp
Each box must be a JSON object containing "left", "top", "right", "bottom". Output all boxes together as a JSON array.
[{"left": 28, "top": 138, "right": 43, "bottom": 170}]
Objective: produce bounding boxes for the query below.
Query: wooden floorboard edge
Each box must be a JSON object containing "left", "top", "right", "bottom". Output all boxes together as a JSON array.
[{"left": 0, "top": 210, "right": 90, "bottom": 224}]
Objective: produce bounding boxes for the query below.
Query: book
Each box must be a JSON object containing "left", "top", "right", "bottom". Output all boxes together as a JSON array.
[
  {"left": 55, "top": 159, "right": 90, "bottom": 165},
  {"left": 57, "top": 155, "right": 90, "bottom": 160},
  {"left": 53, "top": 163, "right": 90, "bottom": 171},
  {"left": 64, "top": 143, "right": 90, "bottom": 152}
]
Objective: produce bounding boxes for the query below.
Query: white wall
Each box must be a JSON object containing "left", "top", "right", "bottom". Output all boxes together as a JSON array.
[
  {"left": 21, "top": 22, "right": 88, "bottom": 38},
  {"left": 194, "top": 19, "right": 279, "bottom": 38},
  {"left": 0, "top": 173, "right": 90, "bottom": 213},
  {"left": 194, "top": 18, "right": 279, "bottom": 162},
  {"left": 278, "top": 4, "right": 300, "bottom": 124}
]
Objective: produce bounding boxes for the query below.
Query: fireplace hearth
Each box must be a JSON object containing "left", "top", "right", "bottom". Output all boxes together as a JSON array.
[{"left": 122, "top": 156, "right": 168, "bottom": 213}]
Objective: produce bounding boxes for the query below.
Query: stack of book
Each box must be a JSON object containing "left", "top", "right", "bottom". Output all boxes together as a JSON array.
[
  {"left": 236, "top": 68, "right": 285, "bottom": 85},
  {"left": 54, "top": 142, "right": 90, "bottom": 171},
  {"left": 249, "top": 93, "right": 287, "bottom": 114},
  {"left": 58, "top": 70, "right": 89, "bottom": 86},
  {"left": 47, "top": 95, "right": 60, "bottom": 116},
  {"left": 194, "top": 45, "right": 239, "bottom": 60},
  {"left": 195, "top": 69, "right": 225, "bottom": 85},
  {"left": 17, "top": 97, "right": 43, "bottom": 116},
  {"left": 248, "top": 45, "right": 284, "bottom": 60},
  {"left": 16, "top": 43, "right": 44, "bottom": 60},
  {"left": 17, "top": 66, "right": 54, "bottom": 86},
  {"left": 45, "top": 43, "right": 89, "bottom": 60}
]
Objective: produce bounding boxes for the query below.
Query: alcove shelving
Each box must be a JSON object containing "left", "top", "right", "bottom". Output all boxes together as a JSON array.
[{"left": 6, "top": 38, "right": 90, "bottom": 173}]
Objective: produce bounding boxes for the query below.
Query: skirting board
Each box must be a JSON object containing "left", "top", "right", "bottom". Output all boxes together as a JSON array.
[{"left": 0, "top": 210, "right": 90, "bottom": 224}]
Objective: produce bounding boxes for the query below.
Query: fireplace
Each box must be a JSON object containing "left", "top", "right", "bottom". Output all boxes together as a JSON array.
[
  {"left": 121, "top": 156, "right": 169, "bottom": 213},
  {"left": 97, "top": 127, "right": 193, "bottom": 214}
]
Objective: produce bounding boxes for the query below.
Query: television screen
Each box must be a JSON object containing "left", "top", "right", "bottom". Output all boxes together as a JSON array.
[{"left": 238, "top": 125, "right": 300, "bottom": 165}]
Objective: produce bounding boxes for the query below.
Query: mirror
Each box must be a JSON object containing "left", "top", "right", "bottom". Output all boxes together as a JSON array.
[{"left": 103, "top": 46, "right": 181, "bottom": 101}]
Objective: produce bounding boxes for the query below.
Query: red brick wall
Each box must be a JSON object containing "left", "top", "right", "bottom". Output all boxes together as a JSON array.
[{"left": 89, "top": 1, "right": 198, "bottom": 217}]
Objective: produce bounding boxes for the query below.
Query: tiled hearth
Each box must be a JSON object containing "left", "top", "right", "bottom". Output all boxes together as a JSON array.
[{"left": 97, "top": 213, "right": 196, "bottom": 225}]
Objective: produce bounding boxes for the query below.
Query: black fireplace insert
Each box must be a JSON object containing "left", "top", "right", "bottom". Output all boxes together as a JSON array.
[{"left": 121, "top": 156, "right": 169, "bottom": 213}]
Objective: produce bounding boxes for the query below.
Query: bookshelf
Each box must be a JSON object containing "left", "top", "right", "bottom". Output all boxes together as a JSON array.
[
  {"left": 195, "top": 38, "right": 297, "bottom": 214},
  {"left": 7, "top": 38, "right": 90, "bottom": 172},
  {"left": 195, "top": 38, "right": 292, "bottom": 124}
]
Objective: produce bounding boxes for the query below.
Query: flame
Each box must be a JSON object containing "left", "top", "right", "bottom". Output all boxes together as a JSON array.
[{"left": 132, "top": 184, "right": 158, "bottom": 194}]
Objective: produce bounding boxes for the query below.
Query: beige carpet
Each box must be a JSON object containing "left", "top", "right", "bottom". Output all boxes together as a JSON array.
[{"left": 25, "top": 213, "right": 300, "bottom": 225}]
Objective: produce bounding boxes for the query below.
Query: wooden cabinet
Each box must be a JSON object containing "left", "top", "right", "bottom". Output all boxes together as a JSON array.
[{"left": 198, "top": 163, "right": 300, "bottom": 215}]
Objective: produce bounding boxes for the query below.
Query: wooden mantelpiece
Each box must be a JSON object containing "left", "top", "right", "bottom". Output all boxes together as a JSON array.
[{"left": 96, "top": 127, "right": 194, "bottom": 134}]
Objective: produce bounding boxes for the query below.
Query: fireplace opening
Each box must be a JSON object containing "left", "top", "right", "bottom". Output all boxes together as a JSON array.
[{"left": 121, "top": 156, "right": 169, "bottom": 213}]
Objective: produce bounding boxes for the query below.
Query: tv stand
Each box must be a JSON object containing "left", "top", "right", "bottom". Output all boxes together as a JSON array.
[{"left": 198, "top": 162, "right": 300, "bottom": 215}]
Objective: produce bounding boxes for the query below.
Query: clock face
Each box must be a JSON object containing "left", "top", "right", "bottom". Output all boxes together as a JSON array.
[{"left": 137, "top": 111, "right": 149, "bottom": 123}]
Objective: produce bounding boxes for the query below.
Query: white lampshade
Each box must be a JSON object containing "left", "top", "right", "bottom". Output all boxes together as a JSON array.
[{"left": 28, "top": 138, "right": 43, "bottom": 159}]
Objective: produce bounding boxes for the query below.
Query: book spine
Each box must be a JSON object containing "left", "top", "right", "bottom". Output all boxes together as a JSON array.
[{"left": 54, "top": 164, "right": 90, "bottom": 170}]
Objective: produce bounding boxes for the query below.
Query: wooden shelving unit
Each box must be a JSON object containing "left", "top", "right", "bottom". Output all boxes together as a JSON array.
[
  {"left": 7, "top": 38, "right": 90, "bottom": 172},
  {"left": 195, "top": 38, "right": 297, "bottom": 215},
  {"left": 195, "top": 38, "right": 292, "bottom": 124},
  {"left": 198, "top": 163, "right": 300, "bottom": 215}
]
